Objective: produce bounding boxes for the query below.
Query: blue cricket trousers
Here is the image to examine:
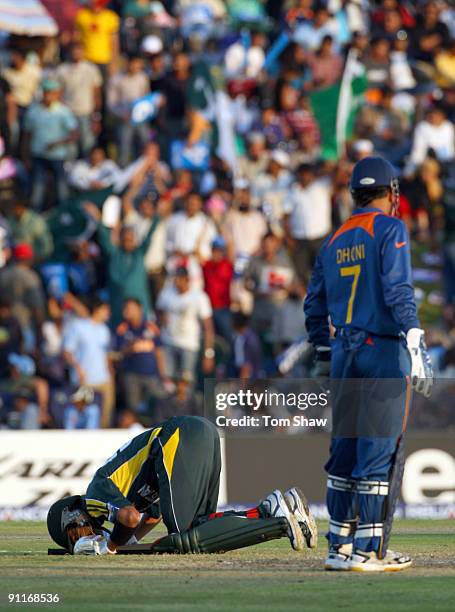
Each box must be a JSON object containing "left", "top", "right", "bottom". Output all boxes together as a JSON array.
[{"left": 325, "top": 330, "right": 411, "bottom": 553}]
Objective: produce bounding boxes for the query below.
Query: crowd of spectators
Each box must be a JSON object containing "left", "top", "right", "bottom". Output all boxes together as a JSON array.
[{"left": 0, "top": 0, "right": 454, "bottom": 429}]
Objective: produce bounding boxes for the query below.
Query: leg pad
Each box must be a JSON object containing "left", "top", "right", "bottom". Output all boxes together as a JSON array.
[{"left": 152, "top": 516, "right": 288, "bottom": 554}]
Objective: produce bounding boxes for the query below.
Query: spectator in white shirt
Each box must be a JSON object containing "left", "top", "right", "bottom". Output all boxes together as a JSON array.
[
  {"left": 284, "top": 163, "right": 333, "bottom": 284},
  {"left": 225, "top": 179, "right": 268, "bottom": 259},
  {"left": 224, "top": 31, "right": 266, "bottom": 79},
  {"left": 251, "top": 149, "right": 293, "bottom": 235},
  {"left": 407, "top": 106, "right": 455, "bottom": 174},
  {"left": 166, "top": 191, "right": 216, "bottom": 286},
  {"left": 2, "top": 49, "right": 41, "bottom": 115},
  {"left": 293, "top": 4, "right": 341, "bottom": 52},
  {"left": 68, "top": 146, "right": 121, "bottom": 192},
  {"left": 237, "top": 132, "right": 270, "bottom": 184},
  {"left": 156, "top": 266, "right": 214, "bottom": 384}
]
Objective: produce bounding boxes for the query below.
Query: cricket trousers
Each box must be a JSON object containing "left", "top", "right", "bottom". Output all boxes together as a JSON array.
[
  {"left": 151, "top": 416, "right": 290, "bottom": 553},
  {"left": 325, "top": 330, "right": 411, "bottom": 554}
]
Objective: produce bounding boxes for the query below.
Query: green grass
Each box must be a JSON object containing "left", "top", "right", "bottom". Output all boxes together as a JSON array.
[{"left": 0, "top": 521, "right": 454, "bottom": 611}]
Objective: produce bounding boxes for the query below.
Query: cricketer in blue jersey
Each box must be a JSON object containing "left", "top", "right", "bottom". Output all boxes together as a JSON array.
[{"left": 304, "top": 156, "right": 433, "bottom": 573}]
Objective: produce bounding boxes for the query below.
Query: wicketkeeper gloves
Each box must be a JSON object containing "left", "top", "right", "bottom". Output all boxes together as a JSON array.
[
  {"left": 405, "top": 328, "right": 434, "bottom": 398},
  {"left": 314, "top": 346, "right": 332, "bottom": 377}
]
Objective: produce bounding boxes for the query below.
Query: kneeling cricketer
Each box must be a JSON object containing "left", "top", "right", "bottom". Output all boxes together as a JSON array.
[{"left": 47, "top": 416, "right": 317, "bottom": 555}]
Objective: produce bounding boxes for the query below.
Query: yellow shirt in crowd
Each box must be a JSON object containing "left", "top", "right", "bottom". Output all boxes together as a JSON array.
[{"left": 75, "top": 8, "right": 120, "bottom": 65}]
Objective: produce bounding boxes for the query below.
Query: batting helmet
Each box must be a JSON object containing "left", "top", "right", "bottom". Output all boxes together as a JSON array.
[{"left": 47, "top": 495, "right": 97, "bottom": 551}]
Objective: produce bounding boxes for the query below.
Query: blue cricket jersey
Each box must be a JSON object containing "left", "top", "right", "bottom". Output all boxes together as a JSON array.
[{"left": 304, "top": 207, "right": 420, "bottom": 347}]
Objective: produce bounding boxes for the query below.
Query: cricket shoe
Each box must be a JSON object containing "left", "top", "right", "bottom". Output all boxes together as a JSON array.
[
  {"left": 261, "top": 489, "right": 305, "bottom": 551},
  {"left": 284, "top": 487, "right": 318, "bottom": 549},
  {"left": 349, "top": 549, "right": 412, "bottom": 572},
  {"left": 324, "top": 544, "right": 353, "bottom": 571}
]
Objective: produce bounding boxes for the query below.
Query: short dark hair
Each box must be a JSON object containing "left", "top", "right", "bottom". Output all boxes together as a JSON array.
[
  {"left": 11, "top": 48, "right": 27, "bottom": 59},
  {"left": 371, "top": 36, "right": 389, "bottom": 47},
  {"left": 69, "top": 41, "right": 83, "bottom": 51},
  {"left": 232, "top": 312, "right": 250, "bottom": 329},
  {"left": 13, "top": 186, "right": 29, "bottom": 208},
  {"left": 185, "top": 190, "right": 202, "bottom": 201},
  {"left": 296, "top": 162, "right": 315, "bottom": 175},
  {"left": 123, "top": 297, "right": 142, "bottom": 308},
  {"left": 352, "top": 186, "right": 389, "bottom": 208},
  {"left": 88, "top": 296, "right": 108, "bottom": 314},
  {"left": 0, "top": 296, "right": 12, "bottom": 309}
]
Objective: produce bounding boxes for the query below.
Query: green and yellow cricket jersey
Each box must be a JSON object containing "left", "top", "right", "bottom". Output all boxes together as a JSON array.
[{"left": 84, "top": 423, "right": 181, "bottom": 521}]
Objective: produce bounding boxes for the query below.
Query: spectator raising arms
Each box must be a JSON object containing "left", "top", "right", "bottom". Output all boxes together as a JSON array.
[{"left": 83, "top": 200, "right": 158, "bottom": 325}]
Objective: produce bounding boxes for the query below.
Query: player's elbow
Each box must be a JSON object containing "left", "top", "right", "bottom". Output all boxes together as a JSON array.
[{"left": 117, "top": 506, "right": 141, "bottom": 529}]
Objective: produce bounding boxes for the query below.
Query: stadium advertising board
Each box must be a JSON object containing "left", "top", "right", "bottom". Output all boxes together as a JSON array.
[
  {"left": 0, "top": 431, "right": 452, "bottom": 518},
  {"left": 0, "top": 430, "right": 227, "bottom": 517},
  {"left": 224, "top": 433, "right": 455, "bottom": 517}
]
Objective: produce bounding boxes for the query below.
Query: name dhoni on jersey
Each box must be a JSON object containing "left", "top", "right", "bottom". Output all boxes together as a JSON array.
[{"left": 336, "top": 244, "right": 366, "bottom": 264}]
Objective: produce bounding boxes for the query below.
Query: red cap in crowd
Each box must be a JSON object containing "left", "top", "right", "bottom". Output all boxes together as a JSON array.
[{"left": 13, "top": 243, "right": 34, "bottom": 261}]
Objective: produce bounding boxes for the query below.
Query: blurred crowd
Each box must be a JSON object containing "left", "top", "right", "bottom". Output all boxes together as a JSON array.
[{"left": 0, "top": 0, "right": 454, "bottom": 430}]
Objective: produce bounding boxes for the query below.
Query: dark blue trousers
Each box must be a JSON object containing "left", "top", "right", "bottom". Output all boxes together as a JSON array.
[{"left": 325, "top": 332, "right": 411, "bottom": 552}]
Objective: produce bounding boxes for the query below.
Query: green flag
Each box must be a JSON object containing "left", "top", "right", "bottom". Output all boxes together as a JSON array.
[{"left": 310, "top": 50, "right": 367, "bottom": 161}]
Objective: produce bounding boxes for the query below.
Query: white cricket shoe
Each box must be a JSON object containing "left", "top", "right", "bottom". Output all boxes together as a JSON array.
[
  {"left": 349, "top": 549, "right": 412, "bottom": 572},
  {"left": 324, "top": 544, "right": 353, "bottom": 571},
  {"left": 284, "top": 487, "right": 318, "bottom": 549},
  {"left": 261, "top": 489, "right": 305, "bottom": 551},
  {"left": 73, "top": 534, "right": 116, "bottom": 556}
]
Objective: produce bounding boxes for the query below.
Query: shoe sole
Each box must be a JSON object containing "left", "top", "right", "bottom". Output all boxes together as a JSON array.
[
  {"left": 350, "top": 560, "right": 413, "bottom": 572},
  {"left": 285, "top": 487, "right": 318, "bottom": 549},
  {"left": 324, "top": 562, "right": 351, "bottom": 571},
  {"left": 262, "top": 490, "right": 305, "bottom": 552},
  {"left": 287, "top": 512, "right": 305, "bottom": 552}
]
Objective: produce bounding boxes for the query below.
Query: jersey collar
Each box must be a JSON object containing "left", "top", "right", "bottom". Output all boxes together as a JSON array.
[{"left": 352, "top": 207, "right": 383, "bottom": 216}]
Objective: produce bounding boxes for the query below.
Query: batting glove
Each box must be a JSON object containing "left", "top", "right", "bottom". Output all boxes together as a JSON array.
[
  {"left": 73, "top": 535, "right": 116, "bottom": 555},
  {"left": 406, "top": 328, "right": 433, "bottom": 398}
]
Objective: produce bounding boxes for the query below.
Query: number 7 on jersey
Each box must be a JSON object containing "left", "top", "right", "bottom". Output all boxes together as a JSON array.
[{"left": 340, "top": 264, "right": 361, "bottom": 324}]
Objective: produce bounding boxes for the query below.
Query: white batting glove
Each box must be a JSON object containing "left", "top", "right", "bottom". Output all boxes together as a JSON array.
[
  {"left": 73, "top": 535, "right": 116, "bottom": 556},
  {"left": 406, "top": 328, "right": 434, "bottom": 398}
]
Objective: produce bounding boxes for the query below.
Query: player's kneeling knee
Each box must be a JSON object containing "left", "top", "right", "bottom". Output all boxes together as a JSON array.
[{"left": 118, "top": 506, "right": 141, "bottom": 529}]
